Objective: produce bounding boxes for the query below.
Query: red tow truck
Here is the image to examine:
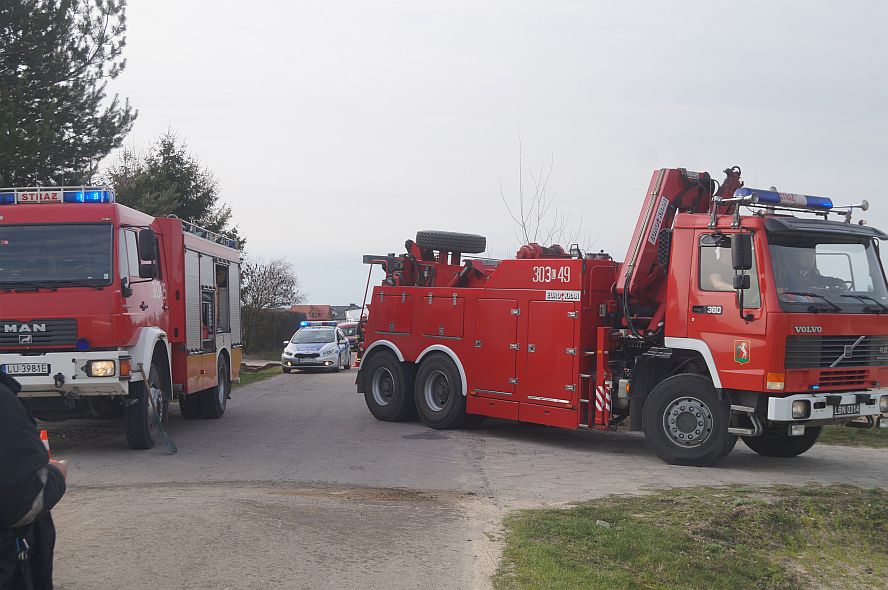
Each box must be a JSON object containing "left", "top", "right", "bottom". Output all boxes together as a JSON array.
[
  {"left": 0, "top": 186, "right": 242, "bottom": 449},
  {"left": 357, "top": 167, "right": 888, "bottom": 465}
]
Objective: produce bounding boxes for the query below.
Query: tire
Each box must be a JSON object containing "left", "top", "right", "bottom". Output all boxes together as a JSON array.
[
  {"left": 282, "top": 367, "right": 292, "bottom": 374},
  {"left": 200, "top": 356, "right": 229, "bottom": 419},
  {"left": 414, "top": 353, "right": 469, "bottom": 429},
  {"left": 743, "top": 426, "right": 822, "bottom": 457},
  {"left": 360, "top": 350, "right": 416, "bottom": 421},
  {"left": 179, "top": 393, "right": 202, "bottom": 419},
  {"left": 415, "top": 230, "right": 486, "bottom": 254},
  {"left": 642, "top": 374, "right": 737, "bottom": 466},
  {"left": 125, "top": 364, "right": 166, "bottom": 450}
]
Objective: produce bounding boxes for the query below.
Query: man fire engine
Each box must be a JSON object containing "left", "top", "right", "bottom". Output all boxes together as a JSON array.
[
  {"left": 357, "top": 166, "right": 888, "bottom": 466},
  {"left": 0, "top": 187, "right": 242, "bottom": 449}
]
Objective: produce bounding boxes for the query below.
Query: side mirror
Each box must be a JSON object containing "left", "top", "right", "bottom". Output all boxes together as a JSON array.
[
  {"left": 733, "top": 274, "right": 751, "bottom": 290},
  {"left": 139, "top": 262, "right": 157, "bottom": 279},
  {"left": 138, "top": 229, "right": 158, "bottom": 261},
  {"left": 731, "top": 233, "right": 753, "bottom": 271}
]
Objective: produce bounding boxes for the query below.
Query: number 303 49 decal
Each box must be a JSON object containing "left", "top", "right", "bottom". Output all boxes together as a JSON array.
[{"left": 532, "top": 266, "right": 571, "bottom": 283}]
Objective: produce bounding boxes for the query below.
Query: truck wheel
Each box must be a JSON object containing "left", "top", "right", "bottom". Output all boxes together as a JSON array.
[
  {"left": 200, "top": 356, "right": 229, "bottom": 419},
  {"left": 179, "top": 393, "right": 202, "bottom": 419},
  {"left": 125, "top": 364, "right": 165, "bottom": 450},
  {"left": 743, "top": 426, "right": 822, "bottom": 457},
  {"left": 642, "top": 374, "right": 737, "bottom": 466},
  {"left": 414, "top": 354, "right": 468, "bottom": 429},
  {"left": 415, "top": 230, "right": 486, "bottom": 254},
  {"left": 361, "top": 351, "right": 416, "bottom": 421}
]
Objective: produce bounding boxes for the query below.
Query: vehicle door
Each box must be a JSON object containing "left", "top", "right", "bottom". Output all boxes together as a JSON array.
[{"left": 687, "top": 231, "right": 768, "bottom": 390}]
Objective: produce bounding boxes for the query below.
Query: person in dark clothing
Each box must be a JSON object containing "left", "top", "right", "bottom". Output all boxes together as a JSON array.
[{"left": 0, "top": 373, "right": 67, "bottom": 590}]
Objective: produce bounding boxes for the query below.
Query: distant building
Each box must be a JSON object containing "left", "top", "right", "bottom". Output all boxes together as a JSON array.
[
  {"left": 290, "top": 304, "right": 333, "bottom": 320},
  {"left": 331, "top": 304, "right": 361, "bottom": 321}
]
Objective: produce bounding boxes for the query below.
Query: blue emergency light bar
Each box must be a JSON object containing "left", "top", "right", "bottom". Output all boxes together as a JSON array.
[
  {"left": 299, "top": 321, "right": 338, "bottom": 328},
  {"left": 0, "top": 187, "right": 115, "bottom": 205},
  {"left": 734, "top": 187, "right": 833, "bottom": 211}
]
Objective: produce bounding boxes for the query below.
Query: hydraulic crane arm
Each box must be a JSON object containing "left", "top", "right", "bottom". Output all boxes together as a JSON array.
[{"left": 616, "top": 166, "right": 743, "bottom": 335}]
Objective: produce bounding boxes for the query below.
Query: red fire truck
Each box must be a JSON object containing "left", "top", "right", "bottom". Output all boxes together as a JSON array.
[
  {"left": 0, "top": 186, "right": 242, "bottom": 449},
  {"left": 357, "top": 167, "right": 888, "bottom": 466}
]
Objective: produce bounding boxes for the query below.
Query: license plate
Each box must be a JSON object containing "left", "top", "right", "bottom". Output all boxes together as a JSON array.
[
  {"left": 298, "top": 358, "right": 313, "bottom": 363},
  {"left": 834, "top": 403, "right": 860, "bottom": 417},
  {"left": 1, "top": 362, "right": 50, "bottom": 376}
]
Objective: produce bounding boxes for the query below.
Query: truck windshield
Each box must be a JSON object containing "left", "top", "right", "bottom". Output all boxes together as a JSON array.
[
  {"left": 291, "top": 329, "right": 334, "bottom": 344},
  {"left": 0, "top": 223, "right": 114, "bottom": 287},
  {"left": 769, "top": 233, "right": 888, "bottom": 312}
]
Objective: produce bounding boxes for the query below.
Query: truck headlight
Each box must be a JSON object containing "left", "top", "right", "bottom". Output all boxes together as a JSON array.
[
  {"left": 86, "top": 360, "right": 116, "bottom": 377},
  {"left": 791, "top": 400, "right": 811, "bottom": 419},
  {"left": 880, "top": 395, "right": 888, "bottom": 413}
]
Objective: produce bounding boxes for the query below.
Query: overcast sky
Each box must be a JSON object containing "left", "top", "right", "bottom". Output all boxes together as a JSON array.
[{"left": 110, "top": 0, "right": 888, "bottom": 304}]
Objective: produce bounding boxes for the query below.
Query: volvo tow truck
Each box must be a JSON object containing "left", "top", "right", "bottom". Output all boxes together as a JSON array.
[{"left": 356, "top": 168, "right": 888, "bottom": 465}]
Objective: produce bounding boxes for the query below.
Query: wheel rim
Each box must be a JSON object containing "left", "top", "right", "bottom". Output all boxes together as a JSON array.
[
  {"left": 662, "top": 396, "right": 713, "bottom": 448},
  {"left": 423, "top": 370, "right": 450, "bottom": 412},
  {"left": 371, "top": 367, "right": 395, "bottom": 406}
]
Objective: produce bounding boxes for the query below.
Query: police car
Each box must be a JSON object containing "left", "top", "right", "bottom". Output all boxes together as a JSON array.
[{"left": 281, "top": 321, "right": 352, "bottom": 373}]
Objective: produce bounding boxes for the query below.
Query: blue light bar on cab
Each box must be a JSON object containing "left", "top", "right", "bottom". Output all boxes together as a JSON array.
[
  {"left": 0, "top": 187, "right": 116, "bottom": 205},
  {"left": 734, "top": 187, "right": 833, "bottom": 210},
  {"left": 62, "top": 189, "right": 114, "bottom": 203}
]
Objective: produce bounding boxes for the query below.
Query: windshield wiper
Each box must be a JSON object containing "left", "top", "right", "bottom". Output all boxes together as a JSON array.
[
  {"left": 0, "top": 282, "right": 58, "bottom": 292},
  {"left": 781, "top": 291, "right": 842, "bottom": 312},
  {"left": 840, "top": 294, "right": 888, "bottom": 313}
]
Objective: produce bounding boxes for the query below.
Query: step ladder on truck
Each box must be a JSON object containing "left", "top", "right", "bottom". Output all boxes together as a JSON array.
[{"left": 356, "top": 167, "right": 888, "bottom": 466}]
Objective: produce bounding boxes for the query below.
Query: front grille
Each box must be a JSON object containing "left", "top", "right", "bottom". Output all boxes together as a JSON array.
[
  {"left": 0, "top": 318, "right": 77, "bottom": 347},
  {"left": 294, "top": 353, "right": 319, "bottom": 359},
  {"left": 785, "top": 335, "right": 888, "bottom": 369},
  {"left": 818, "top": 369, "right": 867, "bottom": 388}
]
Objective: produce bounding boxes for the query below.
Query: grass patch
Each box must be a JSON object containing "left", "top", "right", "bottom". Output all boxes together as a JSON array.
[
  {"left": 235, "top": 366, "right": 281, "bottom": 388},
  {"left": 494, "top": 485, "right": 888, "bottom": 590},
  {"left": 818, "top": 425, "right": 888, "bottom": 448}
]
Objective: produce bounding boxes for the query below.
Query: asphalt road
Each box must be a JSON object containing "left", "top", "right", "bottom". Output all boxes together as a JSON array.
[{"left": 46, "top": 369, "right": 888, "bottom": 589}]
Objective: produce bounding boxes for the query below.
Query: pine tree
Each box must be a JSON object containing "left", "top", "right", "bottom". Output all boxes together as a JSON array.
[
  {"left": 0, "top": 0, "right": 136, "bottom": 186},
  {"left": 107, "top": 131, "right": 237, "bottom": 237}
]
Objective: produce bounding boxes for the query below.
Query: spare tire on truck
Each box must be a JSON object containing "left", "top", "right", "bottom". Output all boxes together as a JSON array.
[{"left": 415, "top": 230, "right": 486, "bottom": 254}]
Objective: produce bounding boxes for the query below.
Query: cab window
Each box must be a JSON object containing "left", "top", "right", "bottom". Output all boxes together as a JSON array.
[
  {"left": 119, "top": 229, "right": 140, "bottom": 279},
  {"left": 699, "top": 234, "right": 761, "bottom": 309}
]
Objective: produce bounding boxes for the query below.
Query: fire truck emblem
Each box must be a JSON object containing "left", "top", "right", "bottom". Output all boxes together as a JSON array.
[{"left": 734, "top": 340, "right": 750, "bottom": 364}]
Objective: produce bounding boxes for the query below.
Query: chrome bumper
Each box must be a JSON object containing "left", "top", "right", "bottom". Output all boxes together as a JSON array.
[
  {"left": 768, "top": 390, "right": 887, "bottom": 422},
  {"left": 0, "top": 351, "right": 130, "bottom": 398}
]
